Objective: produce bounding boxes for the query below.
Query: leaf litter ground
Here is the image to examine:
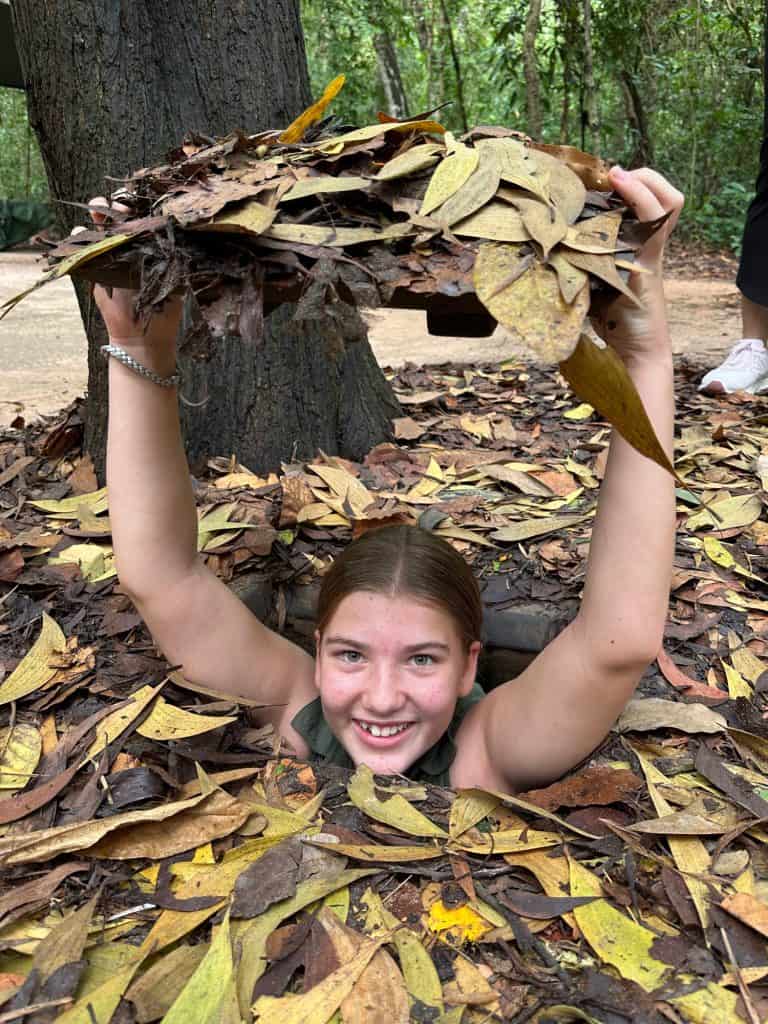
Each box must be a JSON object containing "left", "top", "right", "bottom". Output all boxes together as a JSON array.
[{"left": 0, "top": 357, "right": 767, "bottom": 1023}]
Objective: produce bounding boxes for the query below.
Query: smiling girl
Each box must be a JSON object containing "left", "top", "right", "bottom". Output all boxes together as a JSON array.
[{"left": 84, "top": 165, "right": 683, "bottom": 793}]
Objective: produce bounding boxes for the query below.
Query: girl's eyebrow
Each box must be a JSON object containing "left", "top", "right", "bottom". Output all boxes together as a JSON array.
[
  {"left": 403, "top": 642, "right": 450, "bottom": 654},
  {"left": 324, "top": 637, "right": 450, "bottom": 654},
  {"left": 325, "top": 636, "right": 369, "bottom": 649}
]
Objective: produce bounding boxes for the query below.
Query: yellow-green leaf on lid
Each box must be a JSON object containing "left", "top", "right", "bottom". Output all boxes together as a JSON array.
[
  {"left": 670, "top": 983, "right": 743, "bottom": 1024},
  {"left": 564, "top": 248, "right": 642, "bottom": 307},
  {"left": 569, "top": 858, "right": 668, "bottom": 992},
  {"left": 562, "top": 210, "right": 622, "bottom": 253},
  {"left": 282, "top": 175, "right": 372, "bottom": 201},
  {"left": 279, "top": 74, "right": 347, "bottom": 143},
  {"left": 189, "top": 200, "right": 278, "bottom": 237},
  {"left": 434, "top": 143, "right": 501, "bottom": 226},
  {"left": 484, "top": 136, "right": 552, "bottom": 205},
  {"left": 547, "top": 250, "right": 589, "bottom": 304},
  {"left": 314, "top": 119, "right": 445, "bottom": 153},
  {"left": 0, "top": 612, "right": 66, "bottom": 707},
  {"left": 375, "top": 144, "right": 442, "bottom": 181},
  {"left": 264, "top": 220, "right": 414, "bottom": 247},
  {"left": 136, "top": 696, "right": 237, "bottom": 741},
  {"left": 420, "top": 133, "right": 479, "bottom": 216},
  {"left": 162, "top": 912, "right": 234, "bottom": 1024},
  {"left": 0, "top": 723, "right": 42, "bottom": 790},
  {"left": 474, "top": 243, "right": 587, "bottom": 363},
  {"left": 499, "top": 189, "right": 567, "bottom": 258},
  {"left": 449, "top": 790, "right": 501, "bottom": 840},
  {"left": 452, "top": 201, "right": 529, "bottom": 243},
  {"left": 525, "top": 148, "right": 586, "bottom": 224},
  {"left": 348, "top": 764, "right": 448, "bottom": 839},
  {"left": 560, "top": 333, "right": 676, "bottom": 476},
  {"left": 52, "top": 233, "right": 132, "bottom": 279}
]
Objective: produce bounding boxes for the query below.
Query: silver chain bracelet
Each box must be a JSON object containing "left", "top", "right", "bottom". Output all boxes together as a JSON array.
[{"left": 100, "top": 343, "right": 181, "bottom": 388}]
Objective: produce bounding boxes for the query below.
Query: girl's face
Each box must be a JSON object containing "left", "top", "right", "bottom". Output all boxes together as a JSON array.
[{"left": 315, "top": 591, "right": 481, "bottom": 776}]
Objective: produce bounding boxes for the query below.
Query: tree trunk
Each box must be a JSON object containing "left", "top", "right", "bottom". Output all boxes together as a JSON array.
[
  {"left": 374, "top": 30, "right": 410, "bottom": 118},
  {"left": 437, "top": 0, "right": 469, "bottom": 133},
  {"left": 581, "top": 0, "right": 600, "bottom": 153},
  {"left": 523, "top": 0, "right": 543, "bottom": 139},
  {"left": 11, "top": 0, "right": 399, "bottom": 478},
  {"left": 620, "top": 70, "right": 654, "bottom": 168}
]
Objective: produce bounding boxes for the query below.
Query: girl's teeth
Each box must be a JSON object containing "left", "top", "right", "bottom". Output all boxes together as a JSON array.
[{"left": 361, "top": 722, "right": 408, "bottom": 737}]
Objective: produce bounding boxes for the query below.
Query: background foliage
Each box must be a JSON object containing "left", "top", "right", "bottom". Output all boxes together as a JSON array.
[{"left": 1, "top": 0, "right": 764, "bottom": 250}]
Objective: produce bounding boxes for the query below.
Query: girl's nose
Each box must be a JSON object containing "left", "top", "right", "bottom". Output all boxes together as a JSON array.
[{"left": 361, "top": 664, "right": 406, "bottom": 716}]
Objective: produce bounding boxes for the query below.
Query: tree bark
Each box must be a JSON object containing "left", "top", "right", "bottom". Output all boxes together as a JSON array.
[
  {"left": 373, "top": 30, "right": 410, "bottom": 118},
  {"left": 620, "top": 69, "right": 654, "bottom": 168},
  {"left": 581, "top": 0, "right": 600, "bottom": 153},
  {"left": 11, "top": 0, "right": 399, "bottom": 478},
  {"left": 437, "top": 0, "right": 469, "bottom": 133},
  {"left": 523, "top": 0, "right": 543, "bottom": 139}
]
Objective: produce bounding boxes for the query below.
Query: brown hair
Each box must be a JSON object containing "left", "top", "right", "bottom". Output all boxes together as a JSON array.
[{"left": 316, "top": 525, "right": 482, "bottom": 649}]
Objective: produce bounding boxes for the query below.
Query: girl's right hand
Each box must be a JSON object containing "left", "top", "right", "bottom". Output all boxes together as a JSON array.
[{"left": 72, "top": 196, "right": 184, "bottom": 349}]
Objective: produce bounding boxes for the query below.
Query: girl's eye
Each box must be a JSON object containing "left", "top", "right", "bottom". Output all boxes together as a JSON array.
[
  {"left": 411, "top": 653, "right": 434, "bottom": 667},
  {"left": 339, "top": 650, "right": 363, "bottom": 664}
]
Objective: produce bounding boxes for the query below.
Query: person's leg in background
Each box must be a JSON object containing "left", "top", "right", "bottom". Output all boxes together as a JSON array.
[{"left": 700, "top": 19, "right": 768, "bottom": 396}]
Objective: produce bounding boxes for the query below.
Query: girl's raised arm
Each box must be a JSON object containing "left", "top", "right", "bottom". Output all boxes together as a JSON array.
[
  {"left": 453, "top": 168, "right": 684, "bottom": 793},
  {"left": 87, "top": 200, "right": 317, "bottom": 747}
]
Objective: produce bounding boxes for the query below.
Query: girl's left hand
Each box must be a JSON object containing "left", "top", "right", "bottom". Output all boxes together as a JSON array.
[{"left": 591, "top": 166, "right": 684, "bottom": 366}]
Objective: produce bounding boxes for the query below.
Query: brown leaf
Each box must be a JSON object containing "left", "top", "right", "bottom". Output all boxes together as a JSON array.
[
  {"left": 559, "top": 333, "right": 676, "bottom": 476},
  {"left": 521, "top": 766, "right": 642, "bottom": 812}
]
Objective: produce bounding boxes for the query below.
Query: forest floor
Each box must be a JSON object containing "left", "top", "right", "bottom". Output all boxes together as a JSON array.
[{"left": 0, "top": 240, "right": 743, "bottom": 427}]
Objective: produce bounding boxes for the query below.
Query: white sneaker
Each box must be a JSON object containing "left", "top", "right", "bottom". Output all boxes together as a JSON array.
[{"left": 698, "top": 339, "right": 768, "bottom": 395}]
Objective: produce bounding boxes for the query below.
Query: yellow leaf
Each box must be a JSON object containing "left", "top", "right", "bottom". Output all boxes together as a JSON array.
[
  {"left": 125, "top": 945, "right": 209, "bottom": 1023},
  {"left": 505, "top": 192, "right": 567, "bottom": 258},
  {"left": 136, "top": 696, "right": 236, "bottom": 741},
  {"left": 264, "top": 221, "right": 415, "bottom": 247},
  {"left": 490, "top": 512, "right": 592, "bottom": 544},
  {"left": 313, "top": 119, "right": 445, "bottom": 153},
  {"left": 348, "top": 764, "right": 448, "bottom": 839},
  {"left": 322, "top": 886, "right": 351, "bottom": 923},
  {"left": 0, "top": 723, "right": 42, "bottom": 790},
  {"left": 634, "top": 749, "right": 712, "bottom": 930},
  {"left": 86, "top": 683, "right": 164, "bottom": 760},
  {"left": 252, "top": 932, "right": 388, "bottom": 1023},
  {"left": 142, "top": 836, "right": 298, "bottom": 957},
  {"left": 306, "top": 839, "right": 443, "bottom": 862},
  {"left": 79, "top": 942, "right": 141, "bottom": 999},
  {"left": 0, "top": 612, "right": 66, "bottom": 707},
  {"left": 459, "top": 414, "right": 493, "bottom": 439},
  {"left": 474, "top": 245, "right": 588, "bottom": 363},
  {"left": 686, "top": 494, "right": 762, "bottom": 532},
  {"left": 191, "top": 200, "right": 277, "bottom": 237},
  {"left": 163, "top": 912, "right": 233, "bottom": 1024},
  {"left": 722, "top": 661, "right": 752, "bottom": 700},
  {"left": 504, "top": 849, "right": 576, "bottom": 929},
  {"left": 434, "top": 143, "right": 501, "bottom": 226},
  {"left": 376, "top": 144, "right": 442, "bottom": 181},
  {"left": 426, "top": 897, "right": 493, "bottom": 944},
  {"left": 569, "top": 858, "right": 668, "bottom": 991},
  {"left": 31, "top": 898, "right": 96, "bottom": 982},
  {"left": 282, "top": 175, "right": 371, "bottom": 201},
  {"left": 727, "top": 632, "right": 767, "bottom": 683},
  {"left": 670, "top": 983, "right": 742, "bottom": 1023},
  {"left": 57, "top": 961, "right": 141, "bottom": 1024},
  {"left": 52, "top": 234, "right": 132, "bottom": 280},
  {"left": 453, "top": 200, "right": 529, "bottom": 243},
  {"left": 452, "top": 827, "right": 561, "bottom": 855},
  {"left": 362, "top": 889, "right": 443, "bottom": 1012},
  {"left": 563, "top": 403, "right": 594, "bottom": 421},
  {"left": 29, "top": 486, "right": 109, "bottom": 518},
  {"left": 48, "top": 542, "right": 116, "bottom": 582},
  {"left": 703, "top": 536, "right": 764, "bottom": 583},
  {"left": 420, "top": 133, "right": 480, "bottom": 216},
  {"left": 279, "top": 75, "right": 346, "bottom": 143},
  {"left": 560, "top": 333, "right": 676, "bottom": 476},
  {"left": 449, "top": 792, "right": 500, "bottom": 841},
  {"left": 406, "top": 456, "right": 445, "bottom": 500}
]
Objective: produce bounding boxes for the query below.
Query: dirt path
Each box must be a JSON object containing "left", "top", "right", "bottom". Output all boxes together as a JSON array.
[{"left": 0, "top": 250, "right": 741, "bottom": 426}]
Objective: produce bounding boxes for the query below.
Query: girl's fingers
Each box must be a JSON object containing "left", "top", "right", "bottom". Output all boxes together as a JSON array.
[
  {"left": 608, "top": 166, "right": 685, "bottom": 265},
  {"left": 88, "top": 196, "right": 132, "bottom": 226}
]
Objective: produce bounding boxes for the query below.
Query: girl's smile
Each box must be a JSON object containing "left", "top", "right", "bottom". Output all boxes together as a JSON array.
[{"left": 315, "top": 591, "right": 480, "bottom": 775}]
